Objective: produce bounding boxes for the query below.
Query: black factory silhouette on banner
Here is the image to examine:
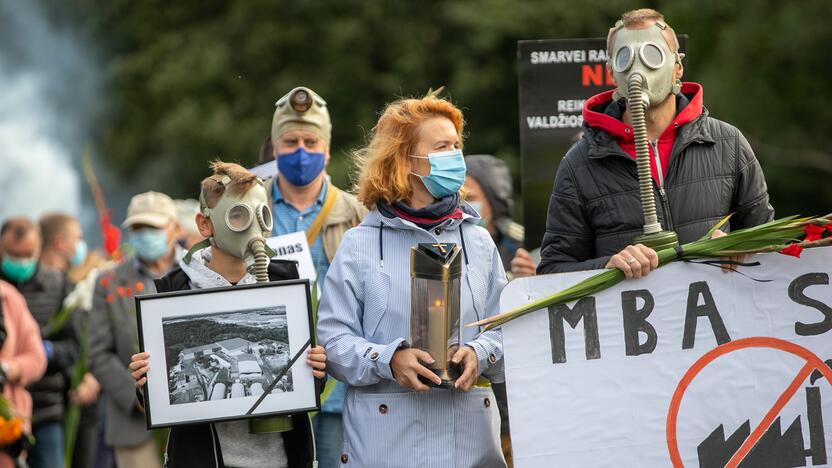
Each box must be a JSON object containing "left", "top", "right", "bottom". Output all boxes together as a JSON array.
[{"left": 697, "top": 362, "right": 832, "bottom": 467}]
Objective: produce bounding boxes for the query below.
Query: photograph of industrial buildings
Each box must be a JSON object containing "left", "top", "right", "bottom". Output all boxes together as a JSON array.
[{"left": 162, "top": 305, "right": 294, "bottom": 405}]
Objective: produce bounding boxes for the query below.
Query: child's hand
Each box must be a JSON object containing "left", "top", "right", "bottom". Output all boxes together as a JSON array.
[
  {"left": 130, "top": 352, "right": 150, "bottom": 388},
  {"left": 306, "top": 346, "right": 326, "bottom": 379}
]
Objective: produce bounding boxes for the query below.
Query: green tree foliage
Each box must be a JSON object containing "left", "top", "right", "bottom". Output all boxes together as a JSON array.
[{"left": 52, "top": 0, "right": 831, "bottom": 220}]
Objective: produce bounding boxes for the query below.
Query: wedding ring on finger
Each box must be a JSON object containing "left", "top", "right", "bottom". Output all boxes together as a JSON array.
[{"left": 626, "top": 257, "right": 637, "bottom": 264}]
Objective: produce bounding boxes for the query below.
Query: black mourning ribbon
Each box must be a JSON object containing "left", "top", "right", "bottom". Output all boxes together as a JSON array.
[
  {"left": 673, "top": 245, "right": 771, "bottom": 283},
  {"left": 246, "top": 338, "right": 312, "bottom": 415}
]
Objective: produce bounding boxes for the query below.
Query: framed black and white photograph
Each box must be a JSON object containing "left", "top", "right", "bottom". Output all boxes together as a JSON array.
[{"left": 136, "top": 280, "right": 319, "bottom": 428}]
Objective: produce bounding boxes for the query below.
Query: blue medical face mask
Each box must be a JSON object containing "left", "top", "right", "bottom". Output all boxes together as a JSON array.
[
  {"left": 70, "top": 239, "right": 87, "bottom": 267},
  {"left": 1, "top": 256, "right": 37, "bottom": 283},
  {"left": 409, "top": 149, "right": 467, "bottom": 199},
  {"left": 277, "top": 147, "right": 326, "bottom": 187},
  {"left": 129, "top": 228, "right": 170, "bottom": 262},
  {"left": 468, "top": 201, "right": 487, "bottom": 227}
]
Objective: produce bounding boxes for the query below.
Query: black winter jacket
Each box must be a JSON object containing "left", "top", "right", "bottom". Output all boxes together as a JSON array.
[
  {"left": 152, "top": 259, "right": 317, "bottom": 468},
  {"left": 538, "top": 85, "right": 774, "bottom": 274},
  {"left": 0, "top": 265, "right": 77, "bottom": 425}
]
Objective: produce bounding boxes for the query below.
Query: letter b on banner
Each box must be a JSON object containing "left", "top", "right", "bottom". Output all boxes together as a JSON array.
[{"left": 622, "top": 289, "right": 658, "bottom": 356}]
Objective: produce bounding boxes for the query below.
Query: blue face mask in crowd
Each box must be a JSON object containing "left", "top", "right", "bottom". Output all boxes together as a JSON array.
[
  {"left": 409, "top": 149, "right": 467, "bottom": 199},
  {"left": 277, "top": 147, "right": 326, "bottom": 187},
  {"left": 1, "top": 256, "right": 37, "bottom": 283},
  {"left": 129, "top": 228, "right": 170, "bottom": 261},
  {"left": 70, "top": 239, "right": 88, "bottom": 267},
  {"left": 468, "top": 201, "right": 488, "bottom": 227}
]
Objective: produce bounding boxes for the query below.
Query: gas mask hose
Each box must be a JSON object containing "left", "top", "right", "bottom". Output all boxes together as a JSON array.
[
  {"left": 628, "top": 73, "right": 661, "bottom": 235},
  {"left": 248, "top": 237, "right": 270, "bottom": 283}
]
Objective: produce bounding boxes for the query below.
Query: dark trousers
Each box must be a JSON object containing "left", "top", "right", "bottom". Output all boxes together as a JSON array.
[
  {"left": 71, "top": 401, "right": 102, "bottom": 468},
  {"left": 29, "top": 421, "right": 64, "bottom": 468},
  {"left": 492, "top": 382, "right": 514, "bottom": 467},
  {"left": 312, "top": 412, "right": 343, "bottom": 468},
  {"left": 94, "top": 396, "right": 116, "bottom": 468}
]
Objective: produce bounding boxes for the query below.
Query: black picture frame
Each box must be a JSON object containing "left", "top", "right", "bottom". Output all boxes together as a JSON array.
[{"left": 136, "top": 279, "right": 320, "bottom": 429}]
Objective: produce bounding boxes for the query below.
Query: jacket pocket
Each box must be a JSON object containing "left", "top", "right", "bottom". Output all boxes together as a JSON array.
[
  {"left": 362, "top": 270, "right": 391, "bottom": 337},
  {"left": 343, "top": 392, "right": 425, "bottom": 468},
  {"left": 454, "top": 387, "right": 505, "bottom": 468}
]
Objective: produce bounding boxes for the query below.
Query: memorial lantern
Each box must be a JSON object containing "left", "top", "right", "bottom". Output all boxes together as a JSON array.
[{"left": 410, "top": 242, "right": 463, "bottom": 388}]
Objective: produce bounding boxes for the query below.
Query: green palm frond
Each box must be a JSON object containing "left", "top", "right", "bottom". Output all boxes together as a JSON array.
[{"left": 470, "top": 214, "right": 832, "bottom": 332}]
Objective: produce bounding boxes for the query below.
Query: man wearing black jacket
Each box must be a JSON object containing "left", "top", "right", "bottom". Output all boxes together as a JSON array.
[
  {"left": 538, "top": 8, "right": 774, "bottom": 276},
  {"left": 0, "top": 217, "right": 77, "bottom": 468}
]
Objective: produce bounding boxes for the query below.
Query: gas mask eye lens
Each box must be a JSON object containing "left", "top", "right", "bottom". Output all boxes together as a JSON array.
[
  {"left": 258, "top": 205, "right": 273, "bottom": 232},
  {"left": 613, "top": 45, "right": 634, "bottom": 72},
  {"left": 226, "top": 205, "right": 253, "bottom": 232},
  {"left": 640, "top": 42, "right": 666, "bottom": 70}
]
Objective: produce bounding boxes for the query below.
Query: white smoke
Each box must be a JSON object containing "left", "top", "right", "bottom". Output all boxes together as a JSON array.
[
  {"left": 0, "top": 0, "right": 97, "bottom": 224},
  {"left": 0, "top": 71, "right": 82, "bottom": 219}
]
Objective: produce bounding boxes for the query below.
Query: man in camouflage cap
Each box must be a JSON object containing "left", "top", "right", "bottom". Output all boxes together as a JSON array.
[{"left": 263, "top": 87, "right": 366, "bottom": 467}]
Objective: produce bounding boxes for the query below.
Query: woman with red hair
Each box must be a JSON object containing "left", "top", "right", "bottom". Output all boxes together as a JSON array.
[{"left": 317, "top": 95, "right": 507, "bottom": 467}]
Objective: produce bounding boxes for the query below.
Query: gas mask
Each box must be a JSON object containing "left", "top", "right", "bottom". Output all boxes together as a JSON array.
[
  {"left": 609, "top": 20, "right": 682, "bottom": 246},
  {"left": 197, "top": 175, "right": 276, "bottom": 281},
  {"left": 610, "top": 20, "right": 683, "bottom": 107}
]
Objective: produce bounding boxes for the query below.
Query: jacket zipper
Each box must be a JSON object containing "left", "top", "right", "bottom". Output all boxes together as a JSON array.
[{"left": 651, "top": 140, "right": 675, "bottom": 231}]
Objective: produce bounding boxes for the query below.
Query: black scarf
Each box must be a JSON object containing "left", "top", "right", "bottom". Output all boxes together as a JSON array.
[{"left": 378, "top": 193, "right": 463, "bottom": 230}]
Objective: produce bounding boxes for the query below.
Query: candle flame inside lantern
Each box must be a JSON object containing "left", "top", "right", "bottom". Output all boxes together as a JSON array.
[{"left": 433, "top": 299, "right": 444, "bottom": 308}]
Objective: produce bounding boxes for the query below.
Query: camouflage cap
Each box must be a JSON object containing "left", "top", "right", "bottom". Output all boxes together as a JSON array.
[{"left": 271, "top": 86, "right": 332, "bottom": 144}]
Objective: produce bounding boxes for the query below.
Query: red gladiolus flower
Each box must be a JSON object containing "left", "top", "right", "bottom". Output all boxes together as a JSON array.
[
  {"left": 804, "top": 225, "right": 825, "bottom": 242},
  {"left": 780, "top": 244, "right": 803, "bottom": 258},
  {"left": 100, "top": 211, "right": 122, "bottom": 257},
  {"left": 826, "top": 223, "right": 832, "bottom": 233}
]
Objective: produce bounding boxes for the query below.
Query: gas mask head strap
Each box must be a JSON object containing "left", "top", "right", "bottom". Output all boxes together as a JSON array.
[
  {"left": 199, "top": 174, "right": 232, "bottom": 217},
  {"left": 190, "top": 174, "right": 232, "bottom": 264}
]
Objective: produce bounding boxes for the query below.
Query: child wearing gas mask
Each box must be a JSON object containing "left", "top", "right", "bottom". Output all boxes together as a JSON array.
[{"left": 129, "top": 161, "right": 326, "bottom": 468}]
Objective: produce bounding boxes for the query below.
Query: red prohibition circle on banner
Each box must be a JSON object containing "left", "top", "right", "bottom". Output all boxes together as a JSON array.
[{"left": 666, "top": 337, "right": 832, "bottom": 468}]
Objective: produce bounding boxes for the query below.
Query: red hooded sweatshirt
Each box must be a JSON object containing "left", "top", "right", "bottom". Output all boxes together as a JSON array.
[{"left": 581, "top": 82, "right": 704, "bottom": 187}]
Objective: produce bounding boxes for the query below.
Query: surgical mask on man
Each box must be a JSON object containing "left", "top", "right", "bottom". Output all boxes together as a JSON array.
[
  {"left": 1, "top": 256, "right": 37, "bottom": 283},
  {"left": 70, "top": 239, "right": 87, "bottom": 267},
  {"left": 129, "top": 228, "right": 170, "bottom": 261},
  {"left": 609, "top": 21, "right": 682, "bottom": 107},
  {"left": 277, "top": 147, "right": 325, "bottom": 187},
  {"left": 409, "top": 149, "right": 467, "bottom": 199}
]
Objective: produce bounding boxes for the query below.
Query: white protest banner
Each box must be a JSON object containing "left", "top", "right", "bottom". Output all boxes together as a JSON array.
[
  {"left": 501, "top": 247, "right": 832, "bottom": 467},
  {"left": 249, "top": 161, "right": 277, "bottom": 180},
  {"left": 266, "top": 231, "right": 315, "bottom": 283}
]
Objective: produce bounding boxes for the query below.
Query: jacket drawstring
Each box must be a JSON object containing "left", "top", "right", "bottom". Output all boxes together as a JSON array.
[
  {"left": 378, "top": 223, "right": 384, "bottom": 269},
  {"left": 458, "top": 225, "right": 469, "bottom": 266},
  {"left": 377, "top": 222, "right": 468, "bottom": 268}
]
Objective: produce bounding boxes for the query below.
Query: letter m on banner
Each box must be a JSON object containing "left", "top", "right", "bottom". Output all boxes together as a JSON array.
[{"left": 549, "top": 297, "right": 600, "bottom": 363}]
